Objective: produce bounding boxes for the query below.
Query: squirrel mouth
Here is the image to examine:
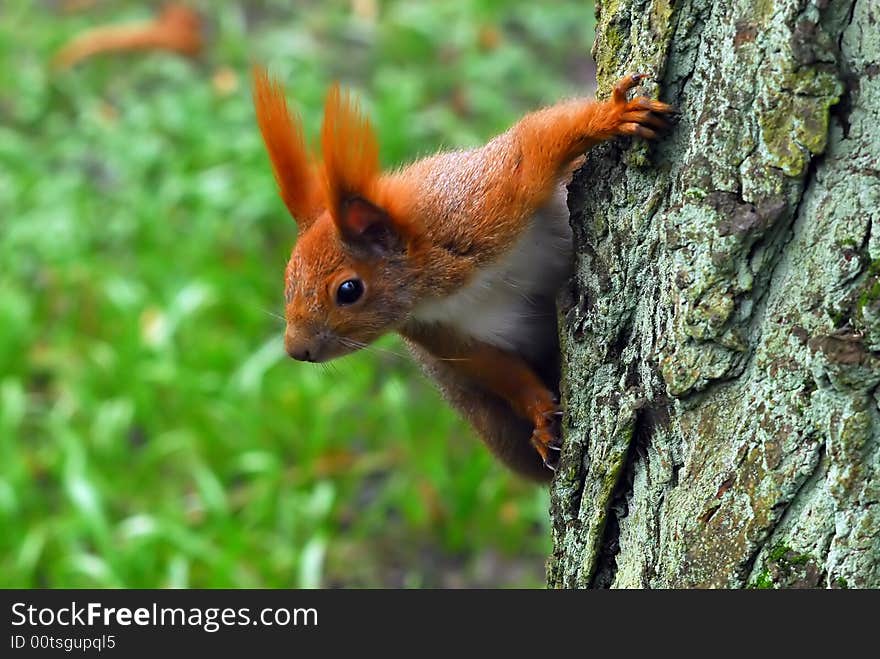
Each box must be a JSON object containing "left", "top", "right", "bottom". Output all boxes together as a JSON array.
[{"left": 285, "top": 342, "right": 353, "bottom": 363}]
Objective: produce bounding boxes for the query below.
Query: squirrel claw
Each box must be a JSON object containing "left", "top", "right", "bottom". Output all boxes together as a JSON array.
[
  {"left": 611, "top": 75, "right": 677, "bottom": 140},
  {"left": 532, "top": 405, "right": 563, "bottom": 468}
]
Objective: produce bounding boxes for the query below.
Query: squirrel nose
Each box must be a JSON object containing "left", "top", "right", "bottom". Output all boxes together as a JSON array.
[
  {"left": 289, "top": 347, "right": 313, "bottom": 362},
  {"left": 285, "top": 325, "right": 320, "bottom": 362},
  {"left": 285, "top": 331, "right": 316, "bottom": 362}
]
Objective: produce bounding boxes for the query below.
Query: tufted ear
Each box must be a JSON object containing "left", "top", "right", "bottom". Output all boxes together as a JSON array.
[
  {"left": 336, "top": 196, "right": 403, "bottom": 253},
  {"left": 319, "top": 84, "right": 402, "bottom": 252},
  {"left": 252, "top": 67, "right": 322, "bottom": 230}
]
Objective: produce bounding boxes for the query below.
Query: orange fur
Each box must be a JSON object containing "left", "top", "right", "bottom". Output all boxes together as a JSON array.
[
  {"left": 379, "top": 74, "right": 673, "bottom": 275},
  {"left": 401, "top": 322, "right": 560, "bottom": 470},
  {"left": 320, "top": 85, "right": 381, "bottom": 226},
  {"left": 253, "top": 68, "right": 322, "bottom": 228},
  {"left": 254, "top": 71, "right": 674, "bottom": 480}
]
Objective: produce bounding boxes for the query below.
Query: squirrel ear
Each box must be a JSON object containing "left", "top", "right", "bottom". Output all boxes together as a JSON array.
[
  {"left": 252, "top": 67, "right": 322, "bottom": 231},
  {"left": 337, "top": 197, "right": 401, "bottom": 253},
  {"left": 320, "top": 84, "right": 390, "bottom": 241}
]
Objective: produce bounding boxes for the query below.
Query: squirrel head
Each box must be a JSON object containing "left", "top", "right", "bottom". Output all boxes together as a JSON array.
[{"left": 253, "top": 68, "right": 423, "bottom": 362}]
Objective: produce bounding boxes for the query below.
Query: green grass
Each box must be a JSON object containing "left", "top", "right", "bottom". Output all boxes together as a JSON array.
[{"left": 0, "top": 0, "right": 595, "bottom": 588}]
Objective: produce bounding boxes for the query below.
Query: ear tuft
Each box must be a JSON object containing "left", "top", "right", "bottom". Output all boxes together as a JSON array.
[
  {"left": 320, "top": 84, "right": 382, "bottom": 229},
  {"left": 252, "top": 66, "right": 321, "bottom": 230}
]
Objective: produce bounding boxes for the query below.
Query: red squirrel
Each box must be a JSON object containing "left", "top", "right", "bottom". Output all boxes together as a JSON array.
[{"left": 253, "top": 69, "right": 673, "bottom": 481}]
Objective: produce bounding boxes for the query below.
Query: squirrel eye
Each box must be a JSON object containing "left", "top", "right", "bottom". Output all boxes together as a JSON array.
[{"left": 335, "top": 278, "right": 364, "bottom": 306}]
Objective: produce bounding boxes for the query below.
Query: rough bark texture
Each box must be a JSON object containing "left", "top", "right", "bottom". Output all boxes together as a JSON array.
[{"left": 549, "top": 0, "right": 879, "bottom": 588}]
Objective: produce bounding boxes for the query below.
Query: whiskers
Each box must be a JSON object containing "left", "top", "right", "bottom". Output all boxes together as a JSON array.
[
  {"left": 317, "top": 360, "right": 342, "bottom": 376},
  {"left": 262, "top": 308, "right": 286, "bottom": 325},
  {"left": 334, "top": 334, "right": 471, "bottom": 364},
  {"left": 333, "top": 335, "right": 409, "bottom": 362},
  {"left": 331, "top": 334, "right": 467, "bottom": 391}
]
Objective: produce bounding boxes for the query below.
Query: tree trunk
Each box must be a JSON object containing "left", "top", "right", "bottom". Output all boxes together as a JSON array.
[{"left": 549, "top": 0, "right": 879, "bottom": 588}]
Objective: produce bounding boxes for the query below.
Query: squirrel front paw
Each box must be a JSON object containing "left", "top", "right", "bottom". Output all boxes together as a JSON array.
[
  {"left": 530, "top": 408, "right": 564, "bottom": 472},
  {"left": 608, "top": 73, "right": 677, "bottom": 140}
]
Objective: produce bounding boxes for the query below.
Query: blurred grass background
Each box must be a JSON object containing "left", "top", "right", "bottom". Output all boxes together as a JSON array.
[{"left": 0, "top": 0, "right": 595, "bottom": 587}]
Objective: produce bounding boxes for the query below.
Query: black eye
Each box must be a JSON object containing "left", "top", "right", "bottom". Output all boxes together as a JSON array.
[{"left": 336, "top": 278, "right": 364, "bottom": 306}]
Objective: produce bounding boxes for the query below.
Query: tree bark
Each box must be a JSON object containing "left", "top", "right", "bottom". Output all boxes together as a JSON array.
[{"left": 549, "top": 0, "right": 879, "bottom": 588}]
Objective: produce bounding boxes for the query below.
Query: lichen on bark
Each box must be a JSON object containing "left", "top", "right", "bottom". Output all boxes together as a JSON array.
[{"left": 549, "top": 0, "right": 879, "bottom": 588}]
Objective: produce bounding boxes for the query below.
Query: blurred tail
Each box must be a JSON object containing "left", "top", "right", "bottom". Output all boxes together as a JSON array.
[{"left": 54, "top": 4, "right": 202, "bottom": 70}]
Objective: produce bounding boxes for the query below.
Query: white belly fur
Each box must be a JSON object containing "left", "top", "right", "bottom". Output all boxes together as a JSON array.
[{"left": 411, "top": 185, "right": 573, "bottom": 359}]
